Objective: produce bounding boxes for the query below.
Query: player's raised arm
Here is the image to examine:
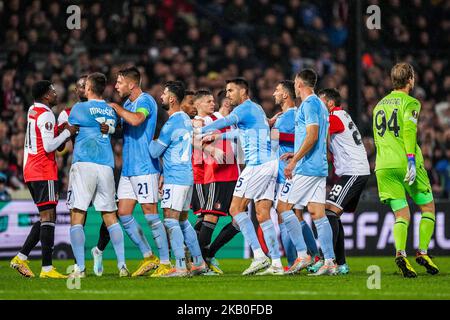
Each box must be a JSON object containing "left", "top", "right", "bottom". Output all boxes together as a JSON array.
[
  {"left": 149, "top": 119, "right": 172, "bottom": 158},
  {"left": 197, "top": 112, "right": 239, "bottom": 135},
  {"left": 109, "top": 101, "right": 147, "bottom": 126},
  {"left": 39, "top": 110, "right": 77, "bottom": 153}
]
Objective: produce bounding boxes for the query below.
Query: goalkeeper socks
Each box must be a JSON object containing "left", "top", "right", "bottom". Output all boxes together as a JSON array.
[
  {"left": 20, "top": 221, "right": 41, "bottom": 257},
  {"left": 419, "top": 212, "right": 435, "bottom": 253},
  {"left": 313, "top": 216, "right": 335, "bottom": 260},
  {"left": 326, "top": 210, "right": 339, "bottom": 248},
  {"left": 40, "top": 221, "right": 55, "bottom": 267},
  {"left": 208, "top": 221, "right": 240, "bottom": 258},
  {"left": 234, "top": 212, "right": 263, "bottom": 254},
  {"left": 279, "top": 222, "right": 296, "bottom": 266},
  {"left": 145, "top": 213, "right": 170, "bottom": 264},
  {"left": 96, "top": 222, "right": 110, "bottom": 252},
  {"left": 335, "top": 219, "right": 346, "bottom": 265},
  {"left": 70, "top": 224, "right": 85, "bottom": 271},
  {"left": 281, "top": 210, "right": 307, "bottom": 253},
  {"left": 393, "top": 217, "right": 409, "bottom": 256},
  {"left": 119, "top": 215, "right": 152, "bottom": 257},
  {"left": 164, "top": 218, "right": 186, "bottom": 269},
  {"left": 180, "top": 220, "right": 204, "bottom": 265},
  {"left": 107, "top": 223, "right": 126, "bottom": 269},
  {"left": 199, "top": 220, "right": 217, "bottom": 258},
  {"left": 260, "top": 219, "right": 281, "bottom": 260},
  {"left": 301, "top": 220, "right": 319, "bottom": 256}
]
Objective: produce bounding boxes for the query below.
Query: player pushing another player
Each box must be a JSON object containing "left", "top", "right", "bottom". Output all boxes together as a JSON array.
[{"left": 110, "top": 67, "right": 171, "bottom": 277}]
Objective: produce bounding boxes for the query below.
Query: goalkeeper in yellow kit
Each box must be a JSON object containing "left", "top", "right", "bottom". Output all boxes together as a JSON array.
[{"left": 373, "top": 62, "right": 439, "bottom": 278}]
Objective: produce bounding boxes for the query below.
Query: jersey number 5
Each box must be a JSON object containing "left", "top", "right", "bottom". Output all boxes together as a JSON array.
[{"left": 375, "top": 109, "right": 400, "bottom": 137}]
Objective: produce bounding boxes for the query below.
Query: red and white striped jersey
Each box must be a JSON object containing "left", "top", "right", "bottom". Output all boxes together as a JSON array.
[
  {"left": 329, "top": 107, "right": 370, "bottom": 176},
  {"left": 57, "top": 108, "right": 71, "bottom": 128},
  {"left": 192, "top": 112, "right": 240, "bottom": 184},
  {"left": 23, "top": 103, "right": 58, "bottom": 182}
]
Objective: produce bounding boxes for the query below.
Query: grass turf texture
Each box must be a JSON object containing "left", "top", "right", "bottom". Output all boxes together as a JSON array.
[{"left": 1, "top": 257, "right": 449, "bottom": 300}]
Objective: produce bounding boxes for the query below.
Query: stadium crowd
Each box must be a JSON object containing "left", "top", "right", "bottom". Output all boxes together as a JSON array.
[{"left": 0, "top": 0, "right": 449, "bottom": 200}]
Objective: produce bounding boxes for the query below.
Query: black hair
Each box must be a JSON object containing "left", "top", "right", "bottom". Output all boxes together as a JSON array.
[
  {"left": 225, "top": 77, "right": 249, "bottom": 94},
  {"left": 317, "top": 88, "right": 341, "bottom": 107},
  {"left": 217, "top": 89, "right": 227, "bottom": 107},
  {"left": 279, "top": 80, "right": 295, "bottom": 100},
  {"left": 32, "top": 80, "right": 53, "bottom": 100},
  {"left": 87, "top": 72, "right": 107, "bottom": 96},
  {"left": 185, "top": 90, "right": 195, "bottom": 96},
  {"left": 296, "top": 68, "right": 318, "bottom": 88},
  {"left": 164, "top": 81, "right": 185, "bottom": 103}
]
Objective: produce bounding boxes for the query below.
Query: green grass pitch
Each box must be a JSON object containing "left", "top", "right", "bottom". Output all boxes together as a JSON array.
[{"left": 1, "top": 257, "right": 449, "bottom": 300}]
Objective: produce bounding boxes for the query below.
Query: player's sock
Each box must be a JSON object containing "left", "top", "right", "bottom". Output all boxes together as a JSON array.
[
  {"left": 19, "top": 221, "right": 41, "bottom": 257},
  {"left": 325, "top": 209, "right": 340, "bottom": 247},
  {"left": 194, "top": 215, "right": 203, "bottom": 237},
  {"left": 394, "top": 217, "right": 409, "bottom": 256},
  {"left": 279, "top": 222, "right": 296, "bottom": 266},
  {"left": 40, "top": 221, "right": 55, "bottom": 268},
  {"left": 119, "top": 215, "right": 152, "bottom": 257},
  {"left": 234, "top": 212, "right": 264, "bottom": 256},
  {"left": 199, "top": 220, "right": 217, "bottom": 258},
  {"left": 207, "top": 221, "right": 240, "bottom": 258},
  {"left": 107, "top": 223, "right": 126, "bottom": 269},
  {"left": 419, "top": 212, "right": 435, "bottom": 253},
  {"left": 260, "top": 220, "right": 281, "bottom": 261},
  {"left": 281, "top": 210, "right": 307, "bottom": 253},
  {"left": 180, "top": 220, "right": 204, "bottom": 265},
  {"left": 145, "top": 213, "right": 170, "bottom": 263},
  {"left": 164, "top": 218, "right": 186, "bottom": 269},
  {"left": 335, "top": 219, "right": 346, "bottom": 265},
  {"left": 313, "top": 216, "right": 335, "bottom": 260},
  {"left": 300, "top": 220, "right": 319, "bottom": 256},
  {"left": 70, "top": 224, "right": 86, "bottom": 271},
  {"left": 96, "top": 222, "right": 110, "bottom": 252}
]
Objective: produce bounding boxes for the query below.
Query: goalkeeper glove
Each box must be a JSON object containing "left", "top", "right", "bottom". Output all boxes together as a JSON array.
[{"left": 404, "top": 154, "right": 416, "bottom": 186}]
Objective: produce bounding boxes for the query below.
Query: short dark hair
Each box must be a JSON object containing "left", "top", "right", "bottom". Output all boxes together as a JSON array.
[
  {"left": 32, "top": 80, "right": 53, "bottom": 100},
  {"left": 165, "top": 81, "right": 185, "bottom": 103},
  {"left": 194, "top": 89, "right": 212, "bottom": 101},
  {"left": 217, "top": 89, "right": 227, "bottom": 107},
  {"left": 296, "top": 69, "right": 318, "bottom": 88},
  {"left": 279, "top": 80, "right": 295, "bottom": 100},
  {"left": 226, "top": 77, "right": 249, "bottom": 94},
  {"left": 185, "top": 90, "right": 195, "bottom": 96},
  {"left": 87, "top": 72, "right": 107, "bottom": 96},
  {"left": 118, "top": 66, "right": 141, "bottom": 85},
  {"left": 318, "top": 88, "right": 341, "bottom": 106}
]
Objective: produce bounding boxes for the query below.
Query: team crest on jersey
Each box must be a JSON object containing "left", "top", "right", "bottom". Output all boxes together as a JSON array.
[
  {"left": 214, "top": 202, "right": 221, "bottom": 210},
  {"left": 412, "top": 110, "right": 418, "bottom": 119},
  {"left": 45, "top": 122, "right": 53, "bottom": 131}
]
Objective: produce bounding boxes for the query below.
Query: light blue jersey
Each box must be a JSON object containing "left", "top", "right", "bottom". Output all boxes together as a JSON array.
[
  {"left": 69, "top": 100, "right": 117, "bottom": 168},
  {"left": 201, "top": 99, "right": 274, "bottom": 166},
  {"left": 294, "top": 94, "right": 328, "bottom": 177},
  {"left": 122, "top": 93, "right": 160, "bottom": 176},
  {"left": 149, "top": 111, "right": 193, "bottom": 186},
  {"left": 273, "top": 108, "right": 296, "bottom": 184}
]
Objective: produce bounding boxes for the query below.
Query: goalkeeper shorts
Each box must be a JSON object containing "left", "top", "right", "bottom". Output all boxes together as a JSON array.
[{"left": 375, "top": 164, "right": 433, "bottom": 205}]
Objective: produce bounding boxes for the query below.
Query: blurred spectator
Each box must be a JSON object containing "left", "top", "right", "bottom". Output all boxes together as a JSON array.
[{"left": 0, "top": 0, "right": 448, "bottom": 200}]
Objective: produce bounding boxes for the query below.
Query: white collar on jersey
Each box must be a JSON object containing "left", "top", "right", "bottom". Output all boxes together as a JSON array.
[
  {"left": 33, "top": 102, "right": 51, "bottom": 111},
  {"left": 89, "top": 99, "right": 106, "bottom": 102}
]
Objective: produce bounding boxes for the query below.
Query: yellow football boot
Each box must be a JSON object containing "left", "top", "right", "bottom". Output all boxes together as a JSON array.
[
  {"left": 395, "top": 255, "right": 417, "bottom": 278},
  {"left": 10, "top": 256, "right": 34, "bottom": 278},
  {"left": 150, "top": 263, "right": 172, "bottom": 277},
  {"left": 416, "top": 252, "right": 439, "bottom": 275},
  {"left": 39, "top": 266, "right": 68, "bottom": 279},
  {"left": 132, "top": 255, "right": 160, "bottom": 277}
]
